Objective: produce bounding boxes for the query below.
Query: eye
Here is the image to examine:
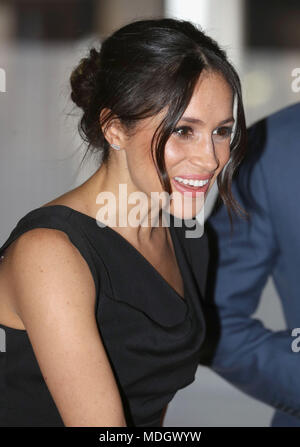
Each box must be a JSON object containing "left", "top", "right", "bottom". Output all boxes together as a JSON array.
[
  {"left": 212, "top": 126, "right": 233, "bottom": 139},
  {"left": 172, "top": 126, "right": 193, "bottom": 139}
]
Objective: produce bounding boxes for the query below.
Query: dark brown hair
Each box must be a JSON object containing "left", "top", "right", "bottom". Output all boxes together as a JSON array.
[{"left": 70, "top": 18, "right": 247, "bottom": 222}]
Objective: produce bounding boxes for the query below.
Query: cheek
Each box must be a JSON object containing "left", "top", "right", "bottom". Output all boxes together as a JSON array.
[{"left": 164, "top": 140, "right": 183, "bottom": 168}]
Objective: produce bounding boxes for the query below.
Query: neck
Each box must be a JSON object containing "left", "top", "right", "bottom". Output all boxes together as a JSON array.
[{"left": 78, "top": 159, "right": 169, "bottom": 245}]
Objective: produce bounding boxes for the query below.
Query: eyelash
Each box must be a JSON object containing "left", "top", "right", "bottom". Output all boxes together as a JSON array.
[
  {"left": 173, "top": 125, "right": 234, "bottom": 140},
  {"left": 173, "top": 126, "right": 193, "bottom": 139},
  {"left": 213, "top": 126, "right": 234, "bottom": 139}
]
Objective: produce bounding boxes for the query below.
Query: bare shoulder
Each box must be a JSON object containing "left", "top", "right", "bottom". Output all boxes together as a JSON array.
[
  {"left": 9, "top": 227, "right": 94, "bottom": 293},
  {"left": 6, "top": 227, "right": 126, "bottom": 426},
  {"left": 9, "top": 227, "right": 96, "bottom": 315},
  {"left": 0, "top": 226, "right": 95, "bottom": 329}
]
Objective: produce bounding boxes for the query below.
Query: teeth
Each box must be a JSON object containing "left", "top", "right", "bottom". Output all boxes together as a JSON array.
[{"left": 174, "top": 177, "right": 209, "bottom": 187}]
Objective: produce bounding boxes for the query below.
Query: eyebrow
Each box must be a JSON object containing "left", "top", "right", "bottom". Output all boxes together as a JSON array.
[{"left": 180, "top": 116, "right": 235, "bottom": 126}]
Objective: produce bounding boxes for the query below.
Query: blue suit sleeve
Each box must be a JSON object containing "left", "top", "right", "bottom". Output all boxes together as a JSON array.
[{"left": 201, "top": 123, "right": 300, "bottom": 419}]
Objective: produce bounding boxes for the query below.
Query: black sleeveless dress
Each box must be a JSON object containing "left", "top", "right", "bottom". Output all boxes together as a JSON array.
[{"left": 0, "top": 205, "right": 208, "bottom": 427}]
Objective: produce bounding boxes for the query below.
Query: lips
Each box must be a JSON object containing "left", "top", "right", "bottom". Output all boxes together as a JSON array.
[{"left": 172, "top": 177, "right": 210, "bottom": 197}]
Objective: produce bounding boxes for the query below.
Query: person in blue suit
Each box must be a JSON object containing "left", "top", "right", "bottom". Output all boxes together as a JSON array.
[{"left": 200, "top": 102, "right": 300, "bottom": 427}]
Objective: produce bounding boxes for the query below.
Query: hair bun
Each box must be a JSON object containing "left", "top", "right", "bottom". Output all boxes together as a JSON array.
[{"left": 70, "top": 47, "right": 101, "bottom": 111}]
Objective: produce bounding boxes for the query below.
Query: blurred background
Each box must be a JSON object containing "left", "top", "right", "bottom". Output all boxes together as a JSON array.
[{"left": 0, "top": 0, "right": 299, "bottom": 426}]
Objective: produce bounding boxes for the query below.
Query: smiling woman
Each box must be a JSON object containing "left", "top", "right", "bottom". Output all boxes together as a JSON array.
[
  {"left": 0, "top": 17, "right": 247, "bottom": 427},
  {"left": 165, "top": 70, "right": 235, "bottom": 212},
  {"left": 71, "top": 19, "right": 247, "bottom": 224}
]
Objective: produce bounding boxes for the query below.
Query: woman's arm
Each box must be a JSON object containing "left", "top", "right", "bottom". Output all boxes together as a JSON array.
[{"left": 8, "top": 227, "right": 126, "bottom": 427}]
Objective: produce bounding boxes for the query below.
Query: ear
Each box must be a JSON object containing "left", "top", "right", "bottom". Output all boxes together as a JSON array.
[{"left": 99, "top": 108, "right": 127, "bottom": 148}]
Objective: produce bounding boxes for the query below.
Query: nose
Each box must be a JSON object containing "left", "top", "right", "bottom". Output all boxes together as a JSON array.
[{"left": 189, "top": 135, "right": 220, "bottom": 173}]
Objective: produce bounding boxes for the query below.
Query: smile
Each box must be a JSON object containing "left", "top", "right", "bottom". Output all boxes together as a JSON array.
[
  {"left": 172, "top": 177, "right": 210, "bottom": 196},
  {"left": 174, "top": 176, "right": 209, "bottom": 187}
]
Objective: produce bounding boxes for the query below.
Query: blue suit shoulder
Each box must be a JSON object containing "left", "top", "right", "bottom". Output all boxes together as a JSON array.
[
  {"left": 248, "top": 102, "right": 300, "bottom": 161},
  {"left": 230, "top": 102, "right": 300, "bottom": 214}
]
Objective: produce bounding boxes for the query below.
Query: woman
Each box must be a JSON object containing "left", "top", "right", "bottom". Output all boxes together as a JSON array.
[{"left": 0, "top": 18, "right": 246, "bottom": 427}]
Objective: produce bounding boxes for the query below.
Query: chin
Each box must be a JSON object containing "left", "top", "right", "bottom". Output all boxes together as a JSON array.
[{"left": 164, "top": 198, "right": 205, "bottom": 222}]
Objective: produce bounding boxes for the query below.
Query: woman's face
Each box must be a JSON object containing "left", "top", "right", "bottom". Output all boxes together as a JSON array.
[{"left": 120, "top": 70, "right": 234, "bottom": 220}]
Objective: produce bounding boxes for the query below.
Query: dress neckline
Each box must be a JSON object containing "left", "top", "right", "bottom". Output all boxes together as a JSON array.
[{"left": 39, "top": 205, "right": 187, "bottom": 303}]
